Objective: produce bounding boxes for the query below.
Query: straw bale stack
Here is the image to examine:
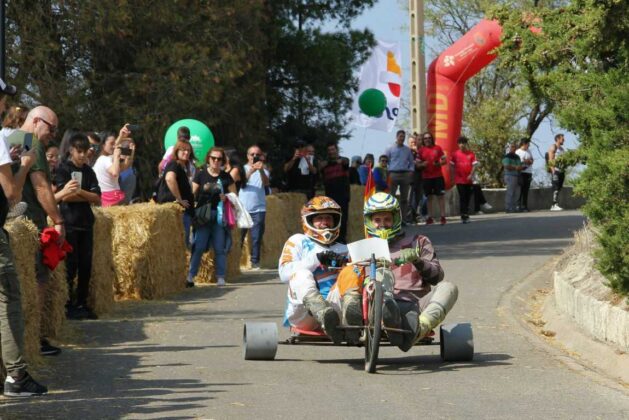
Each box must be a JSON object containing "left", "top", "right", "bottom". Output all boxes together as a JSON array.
[
  {"left": 192, "top": 228, "right": 243, "bottom": 284},
  {"left": 103, "top": 203, "right": 187, "bottom": 300},
  {"left": 89, "top": 209, "right": 115, "bottom": 316},
  {"left": 41, "top": 262, "right": 68, "bottom": 340},
  {"left": 347, "top": 185, "right": 365, "bottom": 242},
  {"left": 4, "top": 218, "right": 42, "bottom": 366},
  {"left": 259, "top": 193, "right": 306, "bottom": 269}
]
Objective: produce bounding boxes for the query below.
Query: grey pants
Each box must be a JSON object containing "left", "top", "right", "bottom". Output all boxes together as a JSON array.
[
  {"left": 388, "top": 171, "right": 415, "bottom": 223},
  {"left": 504, "top": 174, "right": 520, "bottom": 212},
  {"left": 0, "top": 229, "right": 27, "bottom": 377}
]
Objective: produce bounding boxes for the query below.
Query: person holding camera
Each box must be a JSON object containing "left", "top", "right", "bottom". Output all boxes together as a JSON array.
[
  {"left": 0, "top": 81, "right": 48, "bottom": 396},
  {"left": 239, "top": 145, "right": 270, "bottom": 270},
  {"left": 283, "top": 140, "right": 317, "bottom": 199},
  {"left": 54, "top": 133, "right": 101, "bottom": 319},
  {"left": 93, "top": 125, "right": 134, "bottom": 207},
  {"left": 187, "top": 147, "right": 236, "bottom": 287}
]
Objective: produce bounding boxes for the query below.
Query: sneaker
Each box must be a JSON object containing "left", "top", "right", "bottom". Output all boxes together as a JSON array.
[
  {"left": 40, "top": 339, "right": 61, "bottom": 356},
  {"left": 475, "top": 210, "right": 485, "bottom": 215},
  {"left": 440, "top": 216, "right": 447, "bottom": 225},
  {"left": 186, "top": 281, "right": 195, "bottom": 288},
  {"left": 461, "top": 218, "right": 470, "bottom": 224},
  {"left": 341, "top": 291, "right": 362, "bottom": 345},
  {"left": 216, "top": 277, "right": 226, "bottom": 287},
  {"left": 481, "top": 203, "right": 493, "bottom": 211},
  {"left": 66, "top": 305, "right": 94, "bottom": 320},
  {"left": 425, "top": 217, "right": 434, "bottom": 225},
  {"left": 4, "top": 372, "right": 47, "bottom": 397},
  {"left": 550, "top": 204, "right": 563, "bottom": 211},
  {"left": 250, "top": 263, "right": 260, "bottom": 271},
  {"left": 6, "top": 202, "right": 27, "bottom": 219}
]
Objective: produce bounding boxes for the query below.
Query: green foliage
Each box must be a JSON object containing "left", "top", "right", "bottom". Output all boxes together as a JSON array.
[
  {"left": 4, "top": 0, "right": 375, "bottom": 193},
  {"left": 424, "top": 0, "right": 551, "bottom": 186},
  {"left": 493, "top": 0, "right": 629, "bottom": 294}
]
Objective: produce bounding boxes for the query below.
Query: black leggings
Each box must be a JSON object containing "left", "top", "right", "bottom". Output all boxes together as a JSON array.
[
  {"left": 518, "top": 173, "right": 532, "bottom": 209},
  {"left": 456, "top": 184, "right": 473, "bottom": 219},
  {"left": 65, "top": 228, "right": 94, "bottom": 307}
]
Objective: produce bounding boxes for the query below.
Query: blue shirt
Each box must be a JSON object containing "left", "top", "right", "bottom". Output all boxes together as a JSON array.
[
  {"left": 239, "top": 164, "right": 270, "bottom": 213},
  {"left": 385, "top": 144, "right": 414, "bottom": 172}
]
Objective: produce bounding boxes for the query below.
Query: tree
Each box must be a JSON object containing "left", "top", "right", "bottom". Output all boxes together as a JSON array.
[
  {"left": 263, "top": 0, "right": 375, "bottom": 185},
  {"left": 493, "top": 0, "right": 629, "bottom": 294},
  {"left": 6, "top": 0, "right": 269, "bottom": 195},
  {"left": 422, "top": 0, "right": 554, "bottom": 185}
]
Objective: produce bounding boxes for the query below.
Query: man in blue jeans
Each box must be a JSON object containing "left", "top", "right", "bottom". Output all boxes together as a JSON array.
[{"left": 239, "top": 145, "right": 270, "bottom": 269}]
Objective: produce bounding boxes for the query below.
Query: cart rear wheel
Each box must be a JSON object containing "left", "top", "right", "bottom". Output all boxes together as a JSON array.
[
  {"left": 364, "top": 280, "right": 383, "bottom": 373},
  {"left": 243, "top": 322, "right": 278, "bottom": 360},
  {"left": 439, "top": 323, "right": 474, "bottom": 362}
]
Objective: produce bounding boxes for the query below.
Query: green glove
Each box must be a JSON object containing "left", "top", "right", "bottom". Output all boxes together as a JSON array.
[{"left": 396, "top": 248, "right": 421, "bottom": 265}]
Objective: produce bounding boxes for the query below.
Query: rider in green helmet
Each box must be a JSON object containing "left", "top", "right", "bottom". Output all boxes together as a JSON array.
[{"left": 363, "top": 192, "right": 458, "bottom": 350}]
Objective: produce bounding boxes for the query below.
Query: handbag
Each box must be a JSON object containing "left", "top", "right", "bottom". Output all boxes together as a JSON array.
[
  {"left": 194, "top": 203, "right": 213, "bottom": 226},
  {"left": 226, "top": 193, "right": 253, "bottom": 229},
  {"left": 223, "top": 200, "right": 237, "bottom": 229}
]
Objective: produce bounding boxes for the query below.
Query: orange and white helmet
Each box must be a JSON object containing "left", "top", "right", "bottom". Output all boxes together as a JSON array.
[{"left": 301, "top": 196, "right": 342, "bottom": 245}]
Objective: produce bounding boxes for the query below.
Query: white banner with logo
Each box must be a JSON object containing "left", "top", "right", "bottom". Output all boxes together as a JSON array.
[{"left": 352, "top": 40, "right": 402, "bottom": 132}]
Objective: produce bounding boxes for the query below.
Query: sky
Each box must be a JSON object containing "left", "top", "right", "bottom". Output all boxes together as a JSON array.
[{"left": 338, "top": 1, "right": 579, "bottom": 185}]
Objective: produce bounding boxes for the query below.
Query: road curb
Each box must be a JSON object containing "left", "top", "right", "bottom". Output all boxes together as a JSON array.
[
  {"left": 553, "top": 254, "right": 628, "bottom": 351},
  {"left": 496, "top": 256, "right": 629, "bottom": 393}
]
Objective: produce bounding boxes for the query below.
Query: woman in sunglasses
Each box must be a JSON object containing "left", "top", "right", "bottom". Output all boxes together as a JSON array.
[{"left": 187, "top": 147, "right": 236, "bottom": 287}]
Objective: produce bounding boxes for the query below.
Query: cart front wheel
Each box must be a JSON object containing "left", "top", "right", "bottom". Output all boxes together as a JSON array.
[{"left": 364, "top": 280, "right": 383, "bottom": 373}]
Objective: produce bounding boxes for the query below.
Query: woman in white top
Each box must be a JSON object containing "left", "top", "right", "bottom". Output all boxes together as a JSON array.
[
  {"left": 515, "top": 138, "right": 534, "bottom": 212},
  {"left": 93, "top": 125, "right": 134, "bottom": 207}
]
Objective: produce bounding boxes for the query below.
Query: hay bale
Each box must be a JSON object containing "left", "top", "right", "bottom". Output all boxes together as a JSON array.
[
  {"left": 240, "top": 232, "right": 251, "bottom": 270},
  {"left": 259, "top": 193, "right": 306, "bottom": 269},
  {"left": 348, "top": 185, "right": 365, "bottom": 242},
  {"left": 103, "top": 203, "right": 187, "bottom": 300},
  {"left": 41, "top": 261, "right": 68, "bottom": 340},
  {"left": 4, "top": 218, "right": 42, "bottom": 367},
  {"left": 190, "top": 227, "right": 242, "bottom": 284},
  {"left": 89, "top": 209, "right": 115, "bottom": 316}
]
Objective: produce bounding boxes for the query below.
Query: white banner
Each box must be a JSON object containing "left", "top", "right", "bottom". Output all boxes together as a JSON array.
[{"left": 353, "top": 40, "right": 402, "bottom": 132}]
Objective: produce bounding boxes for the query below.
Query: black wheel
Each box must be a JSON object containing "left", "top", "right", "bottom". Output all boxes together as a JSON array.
[{"left": 364, "top": 279, "right": 383, "bottom": 373}]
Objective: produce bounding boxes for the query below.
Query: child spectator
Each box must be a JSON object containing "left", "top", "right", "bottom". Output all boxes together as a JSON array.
[
  {"left": 54, "top": 133, "right": 101, "bottom": 319},
  {"left": 93, "top": 126, "right": 134, "bottom": 206}
]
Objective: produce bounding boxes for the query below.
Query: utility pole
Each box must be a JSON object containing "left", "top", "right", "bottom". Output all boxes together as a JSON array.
[{"left": 409, "top": 0, "right": 426, "bottom": 135}]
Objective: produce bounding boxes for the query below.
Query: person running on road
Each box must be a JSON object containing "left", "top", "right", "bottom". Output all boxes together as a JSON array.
[
  {"left": 278, "top": 196, "right": 358, "bottom": 344},
  {"left": 334, "top": 192, "right": 458, "bottom": 351}
]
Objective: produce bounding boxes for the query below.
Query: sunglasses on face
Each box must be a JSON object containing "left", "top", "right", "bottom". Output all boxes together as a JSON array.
[
  {"left": 39, "top": 118, "right": 57, "bottom": 134},
  {"left": 380, "top": 159, "right": 388, "bottom": 163},
  {"left": 209, "top": 156, "right": 223, "bottom": 162}
]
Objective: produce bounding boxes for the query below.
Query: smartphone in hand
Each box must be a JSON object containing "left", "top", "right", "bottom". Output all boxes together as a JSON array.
[{"left": 71, "top": 171, "right": 83, "bottom": 187}]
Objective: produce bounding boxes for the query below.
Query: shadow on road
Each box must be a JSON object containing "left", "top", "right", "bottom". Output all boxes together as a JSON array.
[
  {"left": 314, "top": 352, "right": 513, "bottom": 375},
  {"left": 0, "top": 272, "right": 278, "bottom": 418}
]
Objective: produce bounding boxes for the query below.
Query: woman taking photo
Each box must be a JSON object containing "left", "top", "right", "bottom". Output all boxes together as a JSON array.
[
  {"left": 158, "top": 140, "right": 195, "bottom": 247},
  {"left": 187, "top": 147, "right": 236, "bottom": 287},
  {"left": 93, "top": 125, "right": 134, "bottom": 207}
]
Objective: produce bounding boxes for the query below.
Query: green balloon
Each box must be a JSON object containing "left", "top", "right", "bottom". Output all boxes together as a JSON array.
[
  {"left": 164, "top": 119, "right": 215, "bottom": 163},
  {"left": 358, "top": 88, "right": 387, "bottom": 117}
]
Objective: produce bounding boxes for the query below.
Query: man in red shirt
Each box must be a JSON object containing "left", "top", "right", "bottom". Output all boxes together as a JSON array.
[
  {"left": 450, "top": 136, "right": 478, "bottom": 224},
  {"left": 417, "top": 132, "right": 447, "bottom": 225}
]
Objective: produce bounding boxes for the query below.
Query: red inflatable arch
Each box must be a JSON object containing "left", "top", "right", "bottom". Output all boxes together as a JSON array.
[{"left": 426, "top": 19, "right": 503, "bottom": 189}]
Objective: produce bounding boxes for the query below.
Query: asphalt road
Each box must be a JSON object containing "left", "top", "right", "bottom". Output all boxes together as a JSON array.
[{"left": 3, "top": 210, "right": 629, "bottom": 419}]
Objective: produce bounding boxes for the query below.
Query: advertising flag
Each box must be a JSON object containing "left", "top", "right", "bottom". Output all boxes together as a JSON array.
[{"left": 353, "top": 40, "right": 402, "bottom": 132}]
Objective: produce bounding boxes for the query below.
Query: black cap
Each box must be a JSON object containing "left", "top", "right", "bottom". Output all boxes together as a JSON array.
[{"left": 0, "top": 78, "right": 17, "bottom": 96}]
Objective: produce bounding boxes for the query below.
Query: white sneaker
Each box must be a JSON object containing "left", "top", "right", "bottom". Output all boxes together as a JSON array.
[
  {"left": 481, "top": 203, "right": 493, "bottom": 211},
  {"left": 216, "top": 277, "right": 226, "bottom": 286},
  {"left": 550, "top": 204, "right": 563, "bottom": 211},
  {"left": 6, "top": 202, "right": 27, "bottom": 219}
]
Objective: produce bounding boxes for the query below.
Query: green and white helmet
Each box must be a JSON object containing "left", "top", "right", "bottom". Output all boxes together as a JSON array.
[{"left": 364, "top": 192, "right": 402, "bottom": 240}]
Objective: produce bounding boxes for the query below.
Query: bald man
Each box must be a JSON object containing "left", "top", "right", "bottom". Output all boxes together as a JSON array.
[{"left": 20, "top": 106, "right": 64, "bottom": 356}]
